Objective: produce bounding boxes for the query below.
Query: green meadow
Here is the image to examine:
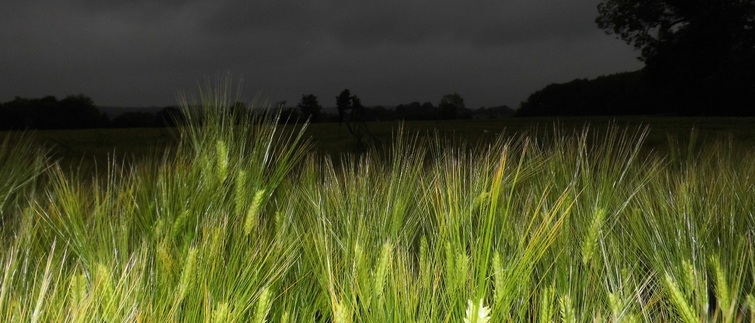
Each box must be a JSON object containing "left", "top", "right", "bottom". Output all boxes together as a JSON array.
[{"left": 1, "top": 82, "right": 754, "bottom": 322}]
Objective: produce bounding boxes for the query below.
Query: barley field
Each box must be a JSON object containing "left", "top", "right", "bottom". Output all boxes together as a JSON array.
[{"left": 1, "top": 81, "right": 753, "bottom": 322}]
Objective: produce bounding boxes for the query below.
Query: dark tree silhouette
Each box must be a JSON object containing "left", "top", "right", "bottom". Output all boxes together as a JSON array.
[
  {"left": 59, "top": 94, "right": 100, "bottom": 128},
  {"left": 596, "top": 0, "right": 755, "bottom": 115},
  {"left": 394, "top": 101, "right": 440, "bottom": 120},
  {"left": 0, "top": 95, "right": 105, "bottom": 129},
  {"left": 297, "top": 94, "right": 322, "bottom": 122},
  {"left": 438, "top": 93, "right": 465, "bottom": 119},
  {"left": 517, "top": 71, "right": 644, "bottom": 116},
  {"left": 336, "top": 89, "right": 352, "bottom": 124},
  {"left": 335, "top": 89, "right": 378, "bottom": 151}
]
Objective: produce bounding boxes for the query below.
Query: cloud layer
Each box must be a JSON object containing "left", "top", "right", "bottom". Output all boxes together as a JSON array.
[{"left": 1, "top": 0, "right": 642, "bottom": 108}]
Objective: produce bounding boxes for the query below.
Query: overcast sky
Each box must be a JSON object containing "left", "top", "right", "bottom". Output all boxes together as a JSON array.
[{"left": 1, "top": 0, "right": 643, "bottom": 109}]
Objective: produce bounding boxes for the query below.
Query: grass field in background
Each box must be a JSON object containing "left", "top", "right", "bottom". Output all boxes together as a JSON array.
[
  {"left": 3, "top": 117, "right": 754, "bottom": 168},
  {"left": 1, "top": 82, "right": 754, "bottom": 321}
]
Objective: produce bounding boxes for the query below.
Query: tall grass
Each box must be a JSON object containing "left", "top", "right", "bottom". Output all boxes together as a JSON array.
[{"left": 1, "top": 79, "right": 753, "bottom": 321}]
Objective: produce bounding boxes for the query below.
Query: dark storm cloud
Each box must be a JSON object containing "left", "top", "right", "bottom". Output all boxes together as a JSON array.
[
  {"left": 322, "top": 0, "right": 600, "bottom": 48},
  {"left": 197, "top": 0, "right": 600, "bottom": 48},
  {"left": 0, "top": 0, "right": 642, "bottom": 108}
]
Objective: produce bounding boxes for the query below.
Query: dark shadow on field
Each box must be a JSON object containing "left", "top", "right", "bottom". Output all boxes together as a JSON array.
[{"left": 4, "top": 117, "right": 754, "bottom": 174}]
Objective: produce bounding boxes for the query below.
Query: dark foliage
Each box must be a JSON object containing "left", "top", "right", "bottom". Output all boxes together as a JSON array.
[
  {"left": 517, "top": 71, "right": 646, "bottom": 116},
  {"left": 336, "top": 89, "right": 379, "bottom": 151},
  {"left": 438, "top": 93, "right": 465, "bottom": 119},
  {"left": 297, "top": 94, "right": 323, "bottom": 123},
  {"left": 596, "top": 0, "right": 755, "bottom": 115},
  {"left": 0, "top": 95, "right": 104, "bottom": 130}
]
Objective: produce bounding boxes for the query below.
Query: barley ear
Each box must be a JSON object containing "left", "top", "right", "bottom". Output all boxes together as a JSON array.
[
  {"left": 608, "top": 292, "right": 622, "bottom": 321},
  {"left": 176, "top": 247, "right": 198, "bottom": 304},
  {"left": 746, "top": 294, "right": 755, "bottom": 321},
  {"left": 68, "top": 273, "right": 88, "bottom": 309},
  {"left": 153, "top": 218, "right": 165, "bottom": 238},
  {"left": 353, "top": 242, "right": 366, "bottom": 286},
  {"left": 171, "top": 210, "right": 190, "bottom": 240},
  {"left": 216, "top": 139, "right": 229, "bottom": 182},
  {"left": 558, "top": 294, "right": 575, "bottom": 323},
  {"left": 444, "top": 242, "right": 456, "bottom": 294},
  {"left": 455, "top": 249, "right": 469, "bottom": 295},
  {"left": 581, "top": 207, "right": 606, "bottom": 266},
  {"left": 234, "top": 170, "right": 247, "bottom": 216},
  {"left": 156, "top": 240, "right": 175, "bottom": 281},
  {"left": 252, "top": 287, "right": 272, "bottom": 323},
  {"left": 539, "top": 286, "right": 555, "bottom": 323},
  {"left": 94, "top": 263, "right": 114, "bottom": 305},
  {"left": 333, "top": 300, "right": 351, "bottom": 323},
  {"left": 664, "top": 272, "right": 698, "bottom": 323},
  {"left": 244, "top": 189, "right": 266, "bottom": 236},
  {"left": 212, "top": 302, "right": 230, "bottom": 323},
  {"left": 374, "top": 240, "right": 392, "bottom": 299},
  {"left": 709, "top": 255, "right": 731, "bottom": 316}
]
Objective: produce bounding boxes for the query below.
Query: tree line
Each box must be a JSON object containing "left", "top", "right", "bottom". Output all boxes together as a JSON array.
[
  {"left": 518, "top": 0, "right": 755, "bottom": 116},
  {"left": 0, "top": 95, "right": 183, "bottom": 130},
  {"left": 274, "top": 90, "right": 513, "bottom": 124},
  {"left": 0, "top": 91, "right": 515, "bottom": 130}
]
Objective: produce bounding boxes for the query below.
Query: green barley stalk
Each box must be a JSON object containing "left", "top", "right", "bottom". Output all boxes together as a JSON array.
[
  {"left": 0, "top": 246, "right": 17, "bottom": 318},
  {"left": 419, "top": 235, "right": 432, "bottom": 294},
  {"left": 31, "top": 243, "right": 58, "bottom": 323},
  {"left": 492, "top": 252, "right": 504, "bottom": 306}
]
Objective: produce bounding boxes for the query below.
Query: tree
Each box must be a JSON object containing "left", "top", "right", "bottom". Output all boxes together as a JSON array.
[
  {"left": 297, "top": 94, "right": 322, "bottom": 122},
  {"left": 59, "top": 94, "right": 100, "bottom": 128},
  {"left": 0, "top": 94, "right": 105, "bottom": 129},
  {"left": 517, "top": 71, "right": 644, "bottom": 116},
  {"left": 596, "top": 0, "right": 755, "bottom": 115},
  {"left": 335, "top": 89, "right": 378, "bottom": 151},
  {"left": 438, "top": 93, "right": 465, "bottom": 119},
  {"left": 336, "top": 89, "right": 352, "bottom": 124}
]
